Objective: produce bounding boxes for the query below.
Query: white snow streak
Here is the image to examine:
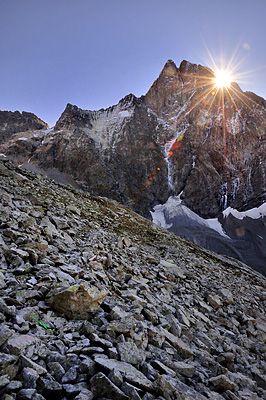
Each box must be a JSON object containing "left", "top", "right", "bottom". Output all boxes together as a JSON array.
[{"left": 223, "top": 201, "right": 266, "bottom": 220}]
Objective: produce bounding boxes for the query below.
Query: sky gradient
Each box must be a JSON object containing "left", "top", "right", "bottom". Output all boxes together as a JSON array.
[{"left": 1, "top": 0, "right": 266, "bottom": 127}]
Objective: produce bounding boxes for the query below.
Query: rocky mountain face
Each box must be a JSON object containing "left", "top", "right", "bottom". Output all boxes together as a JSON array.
[
  {"left": 0, "top": 158, "right": 266, "bottom": 400},
  {"left": 0, "top": 59, "right": 265, "bottom": 273},
  {"left": 145, "top": 60, "right": 266, "bottom": 217},
  {"left": 2, "top": 60, "right": 266, "bottom": 219},
  {"left": 0, "top": 111, "right": 48, "bottom": 145}
]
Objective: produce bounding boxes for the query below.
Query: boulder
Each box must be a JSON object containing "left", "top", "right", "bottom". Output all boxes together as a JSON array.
[
  {"left": 209, "top": 374, "right": 237, "bottom": 392},
  {"left": 46, "top": 284, "right": 107, "bottom": 319}
]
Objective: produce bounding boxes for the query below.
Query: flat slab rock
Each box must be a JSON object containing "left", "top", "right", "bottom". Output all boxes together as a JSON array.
[
  {"left": 6, "top": 334, "right": 39, "bottom": 356},
  {"left": 94, "top": 356, "right": 154, "bottom": 391},
  {"left": 160, "top": 327, "right": 194, "bottom": 358}
]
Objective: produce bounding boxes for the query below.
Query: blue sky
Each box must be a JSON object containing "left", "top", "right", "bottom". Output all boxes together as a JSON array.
[{"left": 1, "top": 0, "right": 266, "bottom": 127}]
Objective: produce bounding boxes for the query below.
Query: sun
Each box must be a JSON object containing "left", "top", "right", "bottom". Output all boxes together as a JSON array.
[{"left": 214, "top": 69, "right": 232, "bottom": 89}]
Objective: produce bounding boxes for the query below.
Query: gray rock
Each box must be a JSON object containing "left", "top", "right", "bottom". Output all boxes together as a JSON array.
[
  {"left": 208, "top": 293, "right": 222, "bottom": 309},
  {"left": 108, "top": 369, "right": 124, "bottom": 387},
  {"left": 5, "top": 380, "right": 23, "bottom": 391},
  {"left": 47, "top": 361, "right": 66, "bottom": 382},
  {"left": 160, "top": 260, "right": 187, "bottom": 279},
  {"left": 156, "top": 374, "right": 178, "bottom": 400},
  {"left": 22, "top": 367, "right": 39, "bottom": 389},
  {"left": 61, "top": 366, "right": 78, "bottom": 383},
  {"left": 90, "top": 372, "right": 129, "bottom": 400},
  {"left": 0, "top": 374, "right": 9, "bottom": 389},
  {"left": 0, "top": 271, "right": 6, "bottom": 289},
  {"left": 37, "top": 376, "right": 62, "bottom": 398},
  {"left": 0, "top": 353, "right": 19, "bottom": 379},
  {"left": 17, "top": 389, "right": 37, "bottom": 400},
  {"left": 73, "top": 389, "right": 94, "bottom": 400},
  {"left": 62, "top": 383, "right": 84, "bottom": 397},
  {"left": 209, "top": 374, "right": 237, "bottom": 392},
  {"left": 107, "top": 347, "right": 119, "bottom": 359},
  {"left": 157, "top": 375, "right": 208, "bottom": 400},
  {"left": 32, "top": 394, "right": 46, "bottom": 400},
  {"left": 106, "top": 318, "right": 137, "bottom": 337},
  {"left": 151, "top": 360, "right": 176, "bottom": 377},
  {"left": 110, "top": 306, "right": 129, "bottom": 320},
  {"left": 218, "top": 288, "right": 234, "bottom": 304},
  {"left": 6, "top": 334, "right": 38, "bottom": 356},
  {"left": 78, "top": 358, "right": 95, "bottom": 376},
  {"left": 0, "top": 324, "right": 13, "bottom": 347},
  {"left": 251, "top": 368, "right": 266, "bottom": 390},
  {"left": 20, "top": 355, "right": 47, "bottom": 375},
  {"left": 148, "top": 326, "right": 166, "bottom": 347},
  {"left": 172, "top": 360, "right": 196, "bottom": 377},
  {"left": 1, "top": 395, "right": 16, "bottom": 400},
  {"left": 117, "top": 341, "right": 145, "bottom": 365},
  {"left": 160, "top": 328, "right": 194, "bottom": 358},
  {"left": 121, "top": 381, "right": 142, "bottom": 400},
  {"left": 94, "top": 357, "right": 154, "bottom": 391}
]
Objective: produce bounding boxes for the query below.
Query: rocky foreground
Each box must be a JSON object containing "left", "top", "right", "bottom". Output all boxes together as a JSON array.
[{"left": 0, "top": 158, "right": 266, "bottom": 400}]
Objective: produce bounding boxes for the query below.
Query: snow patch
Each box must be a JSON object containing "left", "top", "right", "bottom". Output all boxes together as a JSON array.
[
  {"left": 152, "top": 206, "right": 173, "bottom": 229},
  {"left": 0, "top": 153, "right": 7, "bottom": 157},
  {"left": 81, "top": 106, "right": 133, "bottom": 150},
  {"left": 223, "top": 201, "right": 266, "bottom": 220},
  {"left": 17, "top": 137, "right": 28, "bottom": 141},
  {"left": 151, "top": 195, "right": 229, "bottom": 238},
  {"left": 118, "top": 110, "right": 131, "bottom": 118},
  {"left": 42, "top": 128, "right": 54, "bottom": 134},
  {"left": 205, "top": 218, "right": 229, "bottom": 238},
  {"left": 192, "top": 155, "right": 196, "bottom": 169}
]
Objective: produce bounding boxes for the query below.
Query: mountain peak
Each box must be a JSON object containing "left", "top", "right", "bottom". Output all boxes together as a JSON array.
[
  {"left": 179, "top": 59, "right": 198, "bottom": 73},
  {"left": 161, "top": 59, "right": 179, "bottom": 77}
]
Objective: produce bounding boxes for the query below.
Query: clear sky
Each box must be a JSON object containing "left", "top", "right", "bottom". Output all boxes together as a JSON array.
[{"left": 1, "top": 0, "right": 266, "bottom": 127}]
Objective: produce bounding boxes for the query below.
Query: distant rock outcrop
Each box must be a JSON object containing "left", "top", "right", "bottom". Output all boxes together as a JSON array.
[{"left": 0, "top": 110, "right": 48, "bottom": 144}]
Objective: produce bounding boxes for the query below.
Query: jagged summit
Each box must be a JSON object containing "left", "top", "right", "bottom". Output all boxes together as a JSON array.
[{"left": 160, "top": 59, "right": 179, "bottom": 76}]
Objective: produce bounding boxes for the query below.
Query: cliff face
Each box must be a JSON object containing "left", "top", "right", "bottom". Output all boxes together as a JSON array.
[
  {"left": 29, "top": 94, "right": 170, "bottom": 217},
  {"left": 0, "top": 159, "right": 266, "bottom": 400}
]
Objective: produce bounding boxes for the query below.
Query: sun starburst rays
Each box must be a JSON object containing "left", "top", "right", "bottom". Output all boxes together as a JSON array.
[
  {"left": 163, "top": 56, "right": 266, "bottom": 195},
  {"left": 167, "top": 61, "right": 266, "bottom": 140},
  {"left": 214, "top": 69, "right": 232, "bottom": 88}
]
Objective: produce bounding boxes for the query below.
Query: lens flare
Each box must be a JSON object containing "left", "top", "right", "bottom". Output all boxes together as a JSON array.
[{"left": 214, "top": 69, "right": 232, "bottom": 88}]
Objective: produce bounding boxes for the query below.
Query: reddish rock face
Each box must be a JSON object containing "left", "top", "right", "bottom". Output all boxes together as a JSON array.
[{"left": 0, "top": 60, "right": 265, "bottom": 219}]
